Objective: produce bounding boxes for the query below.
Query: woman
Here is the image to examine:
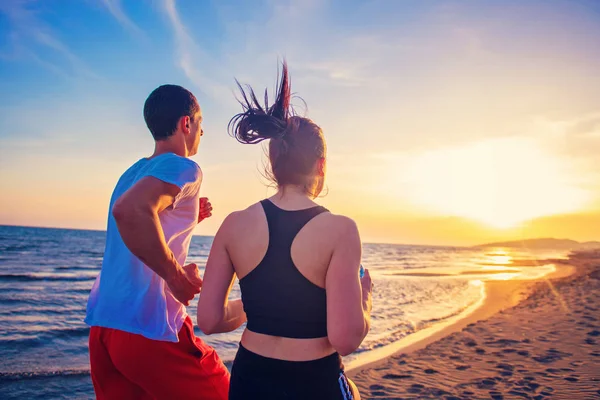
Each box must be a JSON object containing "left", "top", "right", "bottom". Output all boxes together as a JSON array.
[{"left": 197, "top": 62, "right": 373, "bottom": 399}]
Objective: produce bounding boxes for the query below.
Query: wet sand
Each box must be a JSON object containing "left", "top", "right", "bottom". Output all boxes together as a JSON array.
[{"left": 349, "top": 251, "right": 600, "bottom": 399}]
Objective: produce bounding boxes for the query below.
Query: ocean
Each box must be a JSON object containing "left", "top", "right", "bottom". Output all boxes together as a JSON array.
[{"left": 0, "top": 225, "right": 567, "bottom": 399}]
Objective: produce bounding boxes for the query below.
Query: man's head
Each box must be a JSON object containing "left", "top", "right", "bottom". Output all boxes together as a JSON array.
[{"left": 143, "top": 85, "right": 203, "bottom": 156}]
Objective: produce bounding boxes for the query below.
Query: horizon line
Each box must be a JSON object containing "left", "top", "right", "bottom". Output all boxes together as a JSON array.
[{"left": 0, "top": 223, "right": 473, "bottom": 248}]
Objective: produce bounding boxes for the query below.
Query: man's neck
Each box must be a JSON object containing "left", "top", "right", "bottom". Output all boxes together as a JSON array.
[{"left": 151, "top": 139, "right": 187, "bottom": 158}]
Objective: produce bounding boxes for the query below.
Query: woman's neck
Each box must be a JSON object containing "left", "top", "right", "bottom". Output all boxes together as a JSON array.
[{"left": 271, "top": 185, "right": 316, "bottom": 209}]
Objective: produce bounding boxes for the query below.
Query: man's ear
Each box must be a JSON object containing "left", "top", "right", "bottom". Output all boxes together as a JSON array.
[{"left": 180, "top": 115, "right": 191, "bottom": 135}]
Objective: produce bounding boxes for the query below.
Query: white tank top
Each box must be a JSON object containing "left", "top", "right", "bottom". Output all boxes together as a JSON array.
[{"left": 85, "top": 152, "right": 202, "bottom": 342}]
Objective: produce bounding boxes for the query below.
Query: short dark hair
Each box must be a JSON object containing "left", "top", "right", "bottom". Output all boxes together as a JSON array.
[
  {"left": 228, "top": 62, "right": 326, "bottom": 195},
  {"left": 143, "top": 84, "right": 199, "bottom": 141}
]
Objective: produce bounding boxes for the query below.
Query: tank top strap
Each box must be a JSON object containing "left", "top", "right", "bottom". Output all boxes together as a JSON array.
[{"left": 259, "top": 200, "right": 328, "bottom": 248}]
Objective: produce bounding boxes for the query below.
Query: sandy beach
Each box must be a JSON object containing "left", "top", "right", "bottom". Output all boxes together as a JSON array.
[{"left": 349, "top": 250, "right": 600, "bottom": 399}]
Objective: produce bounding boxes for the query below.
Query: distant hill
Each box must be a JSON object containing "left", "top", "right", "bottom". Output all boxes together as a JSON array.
[{"left": 475, "top": 238, "right": 600, "bottom": 250}]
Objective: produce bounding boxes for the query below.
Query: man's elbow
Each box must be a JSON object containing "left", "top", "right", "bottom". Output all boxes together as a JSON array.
[
  {"left": 112, "top": 198, "right": 147, "bottom": 225},
  {"left": 111, "top": 198, "right": 129, "bottom": 223}
]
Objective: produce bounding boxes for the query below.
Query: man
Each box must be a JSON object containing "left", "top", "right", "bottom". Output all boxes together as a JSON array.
[{"left": 85, "top": 85, "right": 229, "bottom": 399}]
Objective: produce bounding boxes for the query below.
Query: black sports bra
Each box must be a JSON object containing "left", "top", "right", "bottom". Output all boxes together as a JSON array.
[{"left": 239, "top": 200, "right": 329, "bottom": 338}]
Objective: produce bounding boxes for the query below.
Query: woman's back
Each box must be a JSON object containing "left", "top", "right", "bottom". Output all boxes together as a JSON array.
[
  {"left": 237, "top": 199, "right": 329, "bottom": 338},
  {"left": 224, "top": 195, "right": 358, "bottom": 360}
]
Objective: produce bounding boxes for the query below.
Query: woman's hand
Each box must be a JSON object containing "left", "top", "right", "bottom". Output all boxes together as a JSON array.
[{"left": 360, "top": 268, "right": 373, "bottom": 314}]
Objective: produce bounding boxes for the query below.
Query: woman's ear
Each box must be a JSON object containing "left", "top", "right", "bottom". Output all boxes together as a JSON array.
[{"left": 317, "top": 157, "right": 326, "bottom": 177}]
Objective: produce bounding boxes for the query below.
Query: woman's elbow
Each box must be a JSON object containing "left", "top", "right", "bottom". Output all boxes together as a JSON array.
[
  {"left": 197, "top": 315, "right": 218, "bottom": 335},
  {"left": 198, "top": 324, "right": 218, "bottom": 336},
  {"left": 328, "top": 326, "right": 365, "bottom": 356},
  {"left": 196, "top": 305, "right": 222, "bottom": 335},
  {"left": 333, "top": 343, "right": 358, "bottom": 357}
]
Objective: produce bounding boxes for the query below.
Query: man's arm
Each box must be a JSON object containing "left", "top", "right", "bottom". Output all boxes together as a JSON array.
[{"left": 112, "top": 176, "right": 201, "bottom": 305}]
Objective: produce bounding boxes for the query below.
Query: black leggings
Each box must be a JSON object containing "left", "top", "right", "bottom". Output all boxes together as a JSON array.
[{"left": 229, "top": 343, "right": 354, "bottom": 400}]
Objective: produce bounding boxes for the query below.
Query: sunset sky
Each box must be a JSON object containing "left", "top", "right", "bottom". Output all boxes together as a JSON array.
[{"left": 1, "top": 0, "right": 599, "bottom": 246}]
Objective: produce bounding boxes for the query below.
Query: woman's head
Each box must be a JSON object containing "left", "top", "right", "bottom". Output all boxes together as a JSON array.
[{"left": 228, "top": 62, "right": 326, "bottom": 198}]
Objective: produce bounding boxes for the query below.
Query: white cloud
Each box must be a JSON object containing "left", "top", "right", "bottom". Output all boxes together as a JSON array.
[
  {"left": 101, "top": 0, "right": 146, "bottom": 39},
  {"left": 161, "top": 0, "right": 232, "bottom": 104},
  {"left": 0, "top": 0, "right": 98, "bottom": 79}
]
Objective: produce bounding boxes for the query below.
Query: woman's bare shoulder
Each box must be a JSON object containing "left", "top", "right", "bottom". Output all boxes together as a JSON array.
[
  {"left": 220, "top": 202, "right": 265, "bottom": 233},
  {"left": 320, "top": 211, "right": 357, "bottom": 228},
  {"left": 314, "top": 211, "right": 359, "bottom": 241}
]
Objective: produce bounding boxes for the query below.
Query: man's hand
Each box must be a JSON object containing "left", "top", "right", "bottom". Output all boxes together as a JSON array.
[
  {"left": 198, "top": 197, "right": 213, "bottom": 223},
  {"left": 183, "top": 262, "right": 203, "bottom": 287},
  {"left": 166, "top": 263, "right": 203, "bottom": 306}
]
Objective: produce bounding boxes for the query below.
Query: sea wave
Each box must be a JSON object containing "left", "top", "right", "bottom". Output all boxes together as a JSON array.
[
  {"left": 0, "top": 244, "right": 38, "bottom": 252},
  {"left": 0, "top": 327, "right": 90, "bottom": 349},
  {"left": 0, "top": 273, "right": 95, "bottom": 282},
  {"left": 74, "top": 250, "right": 103, "bottom": 258},
  {"left": 356, "top": 301, "right": 477, "bottom": 354},
  {"left": 0, "top": 369, "right": 90, "bottom": 382},
  {"left": 54, "top": 266, "right": 99, "bottom": 271}
]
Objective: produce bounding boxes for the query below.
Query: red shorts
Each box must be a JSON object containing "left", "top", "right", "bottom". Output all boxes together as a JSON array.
[{"left": 89, "top": 317, "right": 229, "bottom": 400}]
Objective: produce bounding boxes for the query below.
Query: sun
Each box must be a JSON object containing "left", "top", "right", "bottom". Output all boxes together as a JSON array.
[{"left": 400, "top": 137, "right": 589, "bottom": 229}]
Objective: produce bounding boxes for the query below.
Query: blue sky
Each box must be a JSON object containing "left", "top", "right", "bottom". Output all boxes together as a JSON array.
[{"left": 1, "top": 0, "right": 600, "bottom": 245}]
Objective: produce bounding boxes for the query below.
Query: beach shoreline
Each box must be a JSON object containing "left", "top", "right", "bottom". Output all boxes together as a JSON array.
[
  {"left": 348, "top": 250, "right": 600, "bottom": 399},
  {"left": 347, "top": 258, "right": 575, "bottom": 372}
]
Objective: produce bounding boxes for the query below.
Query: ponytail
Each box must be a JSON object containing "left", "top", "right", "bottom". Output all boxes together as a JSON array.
[
  {"left": 228, "top": 61, "right": 326, "bottom": 196},
  {"left": 228, "top": 62, "right": 292, "bottom": 144}
]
